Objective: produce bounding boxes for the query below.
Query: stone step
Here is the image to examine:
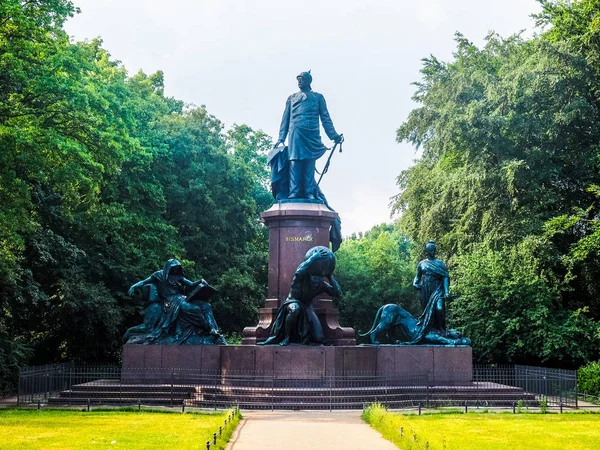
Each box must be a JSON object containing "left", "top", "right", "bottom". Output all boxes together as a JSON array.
[
  {"left": 199, "top": 393, "right": 536, "bottom": 403},
  {"left": 48, "top": 397, "right": 190, "bottom": 405},
  {"left": 69, "top": 380, "right": 196, "bottom": 394},
  {"left": 198, "top": 384, "right": 531, "bottom": 396},
  {"left": 46, "top": 379, "right": 538, "bottom": 409},
  {"left": 56, "top": 390, "right": 193, "bottom": 399}
]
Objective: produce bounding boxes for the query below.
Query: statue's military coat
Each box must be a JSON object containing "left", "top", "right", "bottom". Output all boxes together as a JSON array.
[{"left": 278, "top": 90, "right": 340, "bottom": 161}]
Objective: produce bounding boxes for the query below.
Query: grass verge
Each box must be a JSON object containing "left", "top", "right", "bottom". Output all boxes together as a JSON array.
[
  {"left": 362, "top": 403, "right": 600, "bottom": 450},
  {"left": 0, "top": 407, "right": 240, "bottom": 450}
]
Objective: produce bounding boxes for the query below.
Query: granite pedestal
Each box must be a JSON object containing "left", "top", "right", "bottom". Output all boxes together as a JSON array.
[
  {"left": 122, "top": 344, "right": 472, "bottom": 384},
  {"left": 242, "top": 202, "right": 355, "bottom": 345}
]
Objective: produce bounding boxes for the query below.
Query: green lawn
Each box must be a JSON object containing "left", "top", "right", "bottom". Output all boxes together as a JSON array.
[
  {"left": 0, "top": 408, "right": 239, "bottom": 450},
  {"left": 363, "top": 404, "right": 600, "bottom": 450}
]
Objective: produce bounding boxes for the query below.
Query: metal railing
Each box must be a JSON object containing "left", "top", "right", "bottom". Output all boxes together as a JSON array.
[{"left": 16, "top": 364, "right": 579, "bottom": 411}]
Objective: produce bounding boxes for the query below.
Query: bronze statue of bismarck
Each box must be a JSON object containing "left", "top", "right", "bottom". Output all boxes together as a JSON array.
[{"left": 271, "top": 71, "right": 343, "bottom": 200}]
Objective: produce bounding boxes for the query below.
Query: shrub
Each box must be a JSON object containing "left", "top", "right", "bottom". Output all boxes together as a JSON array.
[{"left": 578, "top": 361, "right": 600, "bottom": 397}]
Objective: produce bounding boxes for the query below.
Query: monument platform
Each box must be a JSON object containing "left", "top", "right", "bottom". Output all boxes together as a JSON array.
[
  {"left": 122, "top": 344, "right": 472, "bottom": 383},
  {"left": 45, "top": 346, "right": 547, "bottom": 409}
]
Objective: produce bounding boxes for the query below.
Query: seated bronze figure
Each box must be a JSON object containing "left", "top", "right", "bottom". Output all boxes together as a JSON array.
[{"left": 123, "top": 259, "right": 226, "bottom": 345}]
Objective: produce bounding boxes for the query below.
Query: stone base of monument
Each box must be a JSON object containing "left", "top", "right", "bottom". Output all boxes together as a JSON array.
[
  {"left": 121, "top": 344, "right": 473, "bottom": 384},
  {"left": 48, "top": 345, "right": 540, "bottom": 408},
  {"left": 241, "top": 298, "right": 356, "bottom": 346}
]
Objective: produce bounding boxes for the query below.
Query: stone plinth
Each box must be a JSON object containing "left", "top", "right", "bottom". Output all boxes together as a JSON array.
[
  {"left": 242, "top": 202, "right": 355, "bottom": 345},
  {"left": 122, "top": 345, "right": 472, "bottom": 384}
]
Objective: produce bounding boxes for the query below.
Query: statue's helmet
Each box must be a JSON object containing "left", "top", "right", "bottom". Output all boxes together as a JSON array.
[
  {"left": 297, "top": 71, "right": 313, "bottom": 84},
  {"left": 425, "top": 240, "right": 437, "bottom": 253}
]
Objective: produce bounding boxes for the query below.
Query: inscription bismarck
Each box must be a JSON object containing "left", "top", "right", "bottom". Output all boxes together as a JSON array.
[{"left": 285, "top": 236, "right": 314, "bottom": 242}]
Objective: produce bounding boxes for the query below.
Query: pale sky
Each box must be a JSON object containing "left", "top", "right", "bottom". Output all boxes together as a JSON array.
[{"left": 65, "top": 0, "right": 541, "bottom": 235}]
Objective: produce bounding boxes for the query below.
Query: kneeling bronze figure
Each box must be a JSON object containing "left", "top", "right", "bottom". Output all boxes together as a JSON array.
[{"left": 259, "top": 246, "right": 342, "bottom": 346}]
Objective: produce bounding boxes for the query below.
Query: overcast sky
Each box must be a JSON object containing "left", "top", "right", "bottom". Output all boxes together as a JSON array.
[{"left": 65, "top": 0, "right": 541, "bottom": 235}]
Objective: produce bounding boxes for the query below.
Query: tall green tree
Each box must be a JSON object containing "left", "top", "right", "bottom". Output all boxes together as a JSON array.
[
  {"left": 0, "top": 0, "right": 273, "bottom": 392},
  {"left": 393, "top": 1, "right": 600, "bottom": 365}
]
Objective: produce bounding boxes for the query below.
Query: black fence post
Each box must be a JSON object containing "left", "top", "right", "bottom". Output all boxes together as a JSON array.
[
  {"left": 68, "top": 367, "right": 72, "bottom": 407},
  {"left": 171, "top": 369, "right": 174, "bottom": 407},
  {"left": 575, "top": 372, "right": 579, "bottom": 410},
  {"left": 418, "top": 403, "right": 422, "bottom": 415},
  {"left": 329, "top": 375, "right": 333, "bottom": 412},
  {"left": 17, "top": 367, "right": 21, "bottom": 407},
  {"left": 45, "top": 370, "right": 49, "bottom": 401}
]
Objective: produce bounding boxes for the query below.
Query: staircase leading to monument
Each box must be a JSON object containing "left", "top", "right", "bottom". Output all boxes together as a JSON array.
[
  {"left": 47, "top": 380, "right": 196, "bottom": 406},
  {"left": 47, "top": 380, "right": 537, "bottom": 409},
  {"left": 193, "top": 382, "right": 537, "bottom": 409}
]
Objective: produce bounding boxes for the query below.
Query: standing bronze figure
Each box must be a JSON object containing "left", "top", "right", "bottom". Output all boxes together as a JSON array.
[
  {"left": 360, "top": 241, "right": 470, "bottom": 346},
  {"left": 271, "top": 71, "right": 343, "bottom": 200},
  {"left": 259, "top": 246, "right": 342, "bottom": 345},
  {"left": 413, "top": 240, "right": 450, "bottom": 332}
]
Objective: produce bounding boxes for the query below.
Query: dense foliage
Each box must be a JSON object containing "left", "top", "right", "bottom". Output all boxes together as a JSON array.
[
  {"left": 394, "top": 0, "right": 600, "bottom": 366},
  {"left": 578, "top": 360, "right": 600, "bottom": 397},
  {"left": 335, "top": 224, "right": 417, "bottom": 342},
  {"left": 0, "top": 0, "right": 271, "bottom": 393}
]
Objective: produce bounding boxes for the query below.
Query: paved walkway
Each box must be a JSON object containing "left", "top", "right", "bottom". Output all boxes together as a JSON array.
[{"left": 225, "top": 410, "right": 398, "bottom": 450}]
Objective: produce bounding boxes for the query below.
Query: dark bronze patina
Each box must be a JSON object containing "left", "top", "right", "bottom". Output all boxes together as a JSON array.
[
  {"left": 123, "top": 259, "right": 226, "bottom": 345},
  {"left": 258, "top": 246, "right": 342, "bottom": 346},
  {"left": 270, "top": 71, "right": 343, "bottom": 201},
  {"left": 360, "top": 241, "right": 470, "bottom": 346}
]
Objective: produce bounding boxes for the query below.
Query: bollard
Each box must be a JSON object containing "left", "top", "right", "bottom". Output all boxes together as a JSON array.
[
  {"left": 87, "top": 399, "right": 91, "bottom": 412},
  {"left": 400, "top": 427, "right": 404, "bottom": 437},
  {"left": 418, "top": 403, "right": 422, "bottom": 415},
  {"left": 560, "top": 403, "right": 563, "bottom": 414},
  {"left": 464, "top": 402, "right": 468, "bottom": 414},
  {"left": 213, "top": 433, "right": 217, "bottom": 445},
  {"left": 512, "top": 402, "right": 516, "bottom": 414},
  {"left": 182, "top": 402, "right": 185, "bottom": 414},
  {"left": 219, "top": 426, "right": 222, "bottom": 437},
  {"left": 138, "top": 399, "right": 141, "bottom": 411},
  {"left": 37, "top": 399, "right": 41, "bottom": 410},
  {"left": 206, "top": 441, "right": 210, "bottom": 450}
]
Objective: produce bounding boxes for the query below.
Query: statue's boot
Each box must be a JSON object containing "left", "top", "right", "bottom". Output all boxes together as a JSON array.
[{"left": 289, "top": 159, "right": 316, "bottom": 199}]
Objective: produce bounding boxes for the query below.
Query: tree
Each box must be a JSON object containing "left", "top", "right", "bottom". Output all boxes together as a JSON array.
[
  {"left": 0, "top": 0, "right": 273, "bottom": 391},
  {"left": 335, "top": 224, "right": 417, "bottom": 341},
  {"left": 393, "top": 2, "right": 600, "bottom": 365}
]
